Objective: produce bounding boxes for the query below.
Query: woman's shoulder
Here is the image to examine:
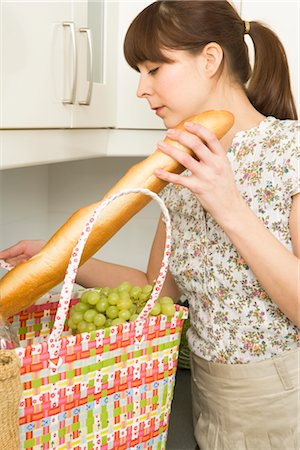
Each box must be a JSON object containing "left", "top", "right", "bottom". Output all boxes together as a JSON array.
[
  {"left": 262, "top": 117, "right": 299, "bottom": 157},
  {"left": 234, "top": 116, "right": 299, "bottom": 156},
  {"left": 238, "top": 116, "right": 298, "bottom": 139},
  {"left": 266, "top": 116, "right": 299, "bottom": 135}
]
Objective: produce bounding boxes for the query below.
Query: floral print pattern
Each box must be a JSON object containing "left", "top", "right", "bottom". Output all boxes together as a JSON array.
[{"left": 161, "top": 117, "right": 300, "bottom": 364}]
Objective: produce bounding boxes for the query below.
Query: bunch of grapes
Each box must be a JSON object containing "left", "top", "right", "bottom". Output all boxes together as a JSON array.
[{"left": 66, "top": 281, "right": 176, "bottom": 334}]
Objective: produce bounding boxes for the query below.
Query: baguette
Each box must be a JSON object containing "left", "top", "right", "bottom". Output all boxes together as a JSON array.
[{"left": 0, "top": 110, "right": 234, "bottom": 319}]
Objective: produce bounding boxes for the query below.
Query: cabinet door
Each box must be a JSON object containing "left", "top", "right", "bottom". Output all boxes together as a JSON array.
[
  {"left": 241, "top": 1, "right": 299, "bottom": 111},
  {"left": 71, "top": 0, "right": 118, "bottom": 128},
  {"left": 0, "top": 1, "right": 74, "bottom": 128}
]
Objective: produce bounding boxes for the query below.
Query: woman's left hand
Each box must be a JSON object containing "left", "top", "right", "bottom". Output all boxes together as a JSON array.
[{"left": 155, "top": 121, "right": 243, "bottom": 225}]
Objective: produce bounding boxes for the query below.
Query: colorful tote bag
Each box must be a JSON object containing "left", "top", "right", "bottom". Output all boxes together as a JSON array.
[{"left": 1, "top": 188, "right": 188, "bottom": 450}]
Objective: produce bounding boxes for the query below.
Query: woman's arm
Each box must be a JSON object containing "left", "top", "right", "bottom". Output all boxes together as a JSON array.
[
  {"left": 155, "top": 122, "right": 300, "bottom": 326},
  {"left": 0, "top": 218, "right": 179, "bottom": 299},
  {"left": 76, "top": 215, "right": 180, "bottom": 298},
  {"left": 219, "top": 192, "right": 300, "bottom": 327}
]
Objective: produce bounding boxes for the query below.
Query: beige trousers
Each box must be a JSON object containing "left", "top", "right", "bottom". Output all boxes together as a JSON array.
[{"left": 190, "top": 348, "right": 300, "bottom": 450}]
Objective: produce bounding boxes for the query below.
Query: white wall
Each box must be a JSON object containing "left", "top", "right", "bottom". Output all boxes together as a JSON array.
[
  {"left": 0, "top": 165, "right": 49, "bottom": 275},
  {"left": 0, "top": 165, "right": 49, "bottom": 277}
]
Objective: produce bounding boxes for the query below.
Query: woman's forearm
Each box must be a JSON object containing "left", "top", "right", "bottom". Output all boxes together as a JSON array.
[
  {"left": 75, "top": 258, "right": 148, "bottom": 289},
  {"left": 220, "top": 200, "right": 300, "bottom": 326}
]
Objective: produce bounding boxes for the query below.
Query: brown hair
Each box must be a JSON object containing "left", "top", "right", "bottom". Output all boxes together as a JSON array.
[{"left": 124, "top": 0, "right": 297, "bottom": 120}]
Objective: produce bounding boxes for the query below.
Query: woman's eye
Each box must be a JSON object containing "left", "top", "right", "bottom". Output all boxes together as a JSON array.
[{"left": 148, "top": 67, "right": 159, "bottom": 75}]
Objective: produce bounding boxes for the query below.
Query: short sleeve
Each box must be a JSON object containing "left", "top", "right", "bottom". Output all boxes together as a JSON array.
[{"left": 290, "top": 121, "right": 300, "bottom": 196}]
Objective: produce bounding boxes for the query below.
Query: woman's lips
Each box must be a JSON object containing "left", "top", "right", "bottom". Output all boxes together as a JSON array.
[{"left": 155, "top": 106, "right": 165, "bottom": 117}]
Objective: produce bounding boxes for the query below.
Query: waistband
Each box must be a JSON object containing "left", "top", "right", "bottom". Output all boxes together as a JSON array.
[{"left": 191, "top": 347, "right": 300, "bottom": 380}]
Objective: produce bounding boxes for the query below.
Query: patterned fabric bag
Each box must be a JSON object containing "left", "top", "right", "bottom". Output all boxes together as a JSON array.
[{"left": 1, "top": 188, "right": 188, "bottom": 450}]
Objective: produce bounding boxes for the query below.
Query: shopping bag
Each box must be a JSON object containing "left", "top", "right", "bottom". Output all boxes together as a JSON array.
[{"left": 0, "top": 188, "right": 188, "bottom": 449}]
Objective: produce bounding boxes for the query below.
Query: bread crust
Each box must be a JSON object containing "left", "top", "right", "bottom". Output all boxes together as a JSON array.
[{"left": 0, "top": 110, "right": 234, "bottom": 318}]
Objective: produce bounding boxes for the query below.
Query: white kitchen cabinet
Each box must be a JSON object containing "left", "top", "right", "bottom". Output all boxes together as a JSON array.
[
  {"left": 0, "top": 0, "right": 174, "bottom": 131},
  {"left": 71, "top": 0, "right": 118, "bottom": 128},
  {"left": 0, "top": 0, "right": 298, "bottom": 170},
  {"left": 0, "top": 0, "right": 118, "bottom": 129},
  {"left": 0, "top": 1, "right": 72, "bottom": 128}
]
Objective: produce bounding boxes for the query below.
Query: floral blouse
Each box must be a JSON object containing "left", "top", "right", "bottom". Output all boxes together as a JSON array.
[{"left": 161, "top": 117, "right": 300, "bottom": 364}]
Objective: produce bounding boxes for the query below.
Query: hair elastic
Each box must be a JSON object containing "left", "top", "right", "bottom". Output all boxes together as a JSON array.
[{"left": 244, "top": 21, "right": 251, "bottom": 34}]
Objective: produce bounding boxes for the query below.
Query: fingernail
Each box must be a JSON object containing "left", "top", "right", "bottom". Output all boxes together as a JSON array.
[
  {"left": 158, "top": 141, "right": 167, "bottom": 148},
  {"left": 166, "top": 128, "right": 176, "bottom": 136},
  {"left": 184, "top": 121, "right": 194, "bottom": 128}
]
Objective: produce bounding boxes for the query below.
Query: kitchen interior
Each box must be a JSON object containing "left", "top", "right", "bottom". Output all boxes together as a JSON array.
[{"left": 0, "top": 1, "right": 298, "bottom": 449}]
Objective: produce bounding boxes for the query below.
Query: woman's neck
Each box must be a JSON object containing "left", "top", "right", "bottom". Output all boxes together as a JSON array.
[{"left": 212, "top": 86, "right": 266, "bottom": 151}]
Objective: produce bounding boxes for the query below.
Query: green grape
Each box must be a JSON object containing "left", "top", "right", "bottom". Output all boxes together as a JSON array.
[
  {"left": 106, "top": 305, "right": 119, "bottom": 320},
  {"left": 83, "top": 309, "right": 97, "bottom": 323},
  {"left": 75, "top": 302, "right": 90, "bottom": 313},
  {"left": 108, "top": 292, "right": 119, "bottom": 305},
  {"left": 71, "top": 311, "right": 84, "bottom": 324},
  {"left": 105, "top": 319, "right": 112, "bottom": 327},
  {"left": 111, "top": 318, "right": 126, "bottom": 326},
  {"left": 111, "top": 287, "right": 118, "bottom": 293},
  {"left": 150, "top": 303, "right": 162, "bottom": 316},
  {"left": 138, "top": 292, "right": 150, "bottom": 303},
  {"left": 129, "top": 304, "right": 137, "bottom": 315},
  {"left": 117, "top": 297, "right": 133, "bottom": 311},
  {"left": 117, "top": 281, "right": 132, "bottom": 293},
  {"left": 158, "top": 296, "right": 174, "bottom": 305},
  {"left": 86, "top": 323, "right": 96, "bottom": 332},
  {"left": 95, "top": 297, "right": 109, "bottom": 313},
  {"left": 118, "top": 309, "right": 131, "bottom": 321},
  {"left": 101, "top": 287, "right": 111, "bottom": 296},
  {"left": 130, "top": 286, "right": 142, "bottom": 300},
  {"left": 142, "top": 284, "right": 153, "bottom": 295},
  {"left": 136, "top": 304, "right": 145, "bottom": 314},
  {"left": 77, "top": 321, "right": 88, "bottom": 333},
  {"left": 83, "top": 290, "right": 101, "bottom": 305},
  {"left": 161, "top": 303, "right": 176, "bottom": 317},
  {"left": 79, "top": 291, "right": 90, "bottom": 304},
  {"left": 69, "top": 306, "right": 78, "bottom": 316},
  {"left": 129, "top": 314, "right": 139, "bottom": 322},
  {"left": 67, "top": 318, "right": 77, "bottom": 330},
  {"left": 94, "top": 313, "right": 106, "bottom": 327},
  {"left": 118, "top": 291, "right": 131, "bottom": 301}
]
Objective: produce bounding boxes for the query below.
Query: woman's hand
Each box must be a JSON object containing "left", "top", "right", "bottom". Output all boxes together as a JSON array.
[
  {"left": 155, "top": 121, "right": 243, "bottom": 225},
  {"left": 0, "top": 240, "right": 46, "bottom": 267}
]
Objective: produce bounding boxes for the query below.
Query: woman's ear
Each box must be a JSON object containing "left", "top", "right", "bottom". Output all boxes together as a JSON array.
[{"left": 201, "top": 42, "right": 224, "bottom": 77}]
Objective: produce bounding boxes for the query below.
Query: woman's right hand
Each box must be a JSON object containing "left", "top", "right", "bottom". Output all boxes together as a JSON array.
[{"left": 0, "top": 240, "right": 46, "bottom": 267}]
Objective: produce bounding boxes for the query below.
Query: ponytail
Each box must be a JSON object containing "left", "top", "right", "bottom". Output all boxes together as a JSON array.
[{"left": 247, "top": 21, "right": 298, "bottom": 120}]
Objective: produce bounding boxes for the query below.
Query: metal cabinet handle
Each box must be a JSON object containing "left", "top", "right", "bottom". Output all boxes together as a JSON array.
[
  {"left": 62, "top": 22, "right": 77, "bottom": 105},
  {"left": 78, "top": 27, "right": 93, "bottom": 106}
]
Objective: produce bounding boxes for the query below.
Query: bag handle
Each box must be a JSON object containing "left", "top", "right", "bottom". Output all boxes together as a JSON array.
[
  {"left": 1, "top": 188, "right": 172, "bottom": 362},
  {"left": 0, "top": 260, "right": 14, "bottom": 271}
]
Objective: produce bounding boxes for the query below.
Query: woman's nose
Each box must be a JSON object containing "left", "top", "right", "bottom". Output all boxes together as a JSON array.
[{"left": 136, "top": 75, "right": 152, "bottom": 98}]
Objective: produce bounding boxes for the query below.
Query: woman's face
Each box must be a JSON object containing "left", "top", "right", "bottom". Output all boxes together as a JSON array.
[{"left": 136, "top": 49, "right": 213, "bottom": 128}]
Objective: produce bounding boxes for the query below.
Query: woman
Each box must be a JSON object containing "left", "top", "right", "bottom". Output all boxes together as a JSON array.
[{"left": 1, "top": 1, "right": 299, "bottom": 448}]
